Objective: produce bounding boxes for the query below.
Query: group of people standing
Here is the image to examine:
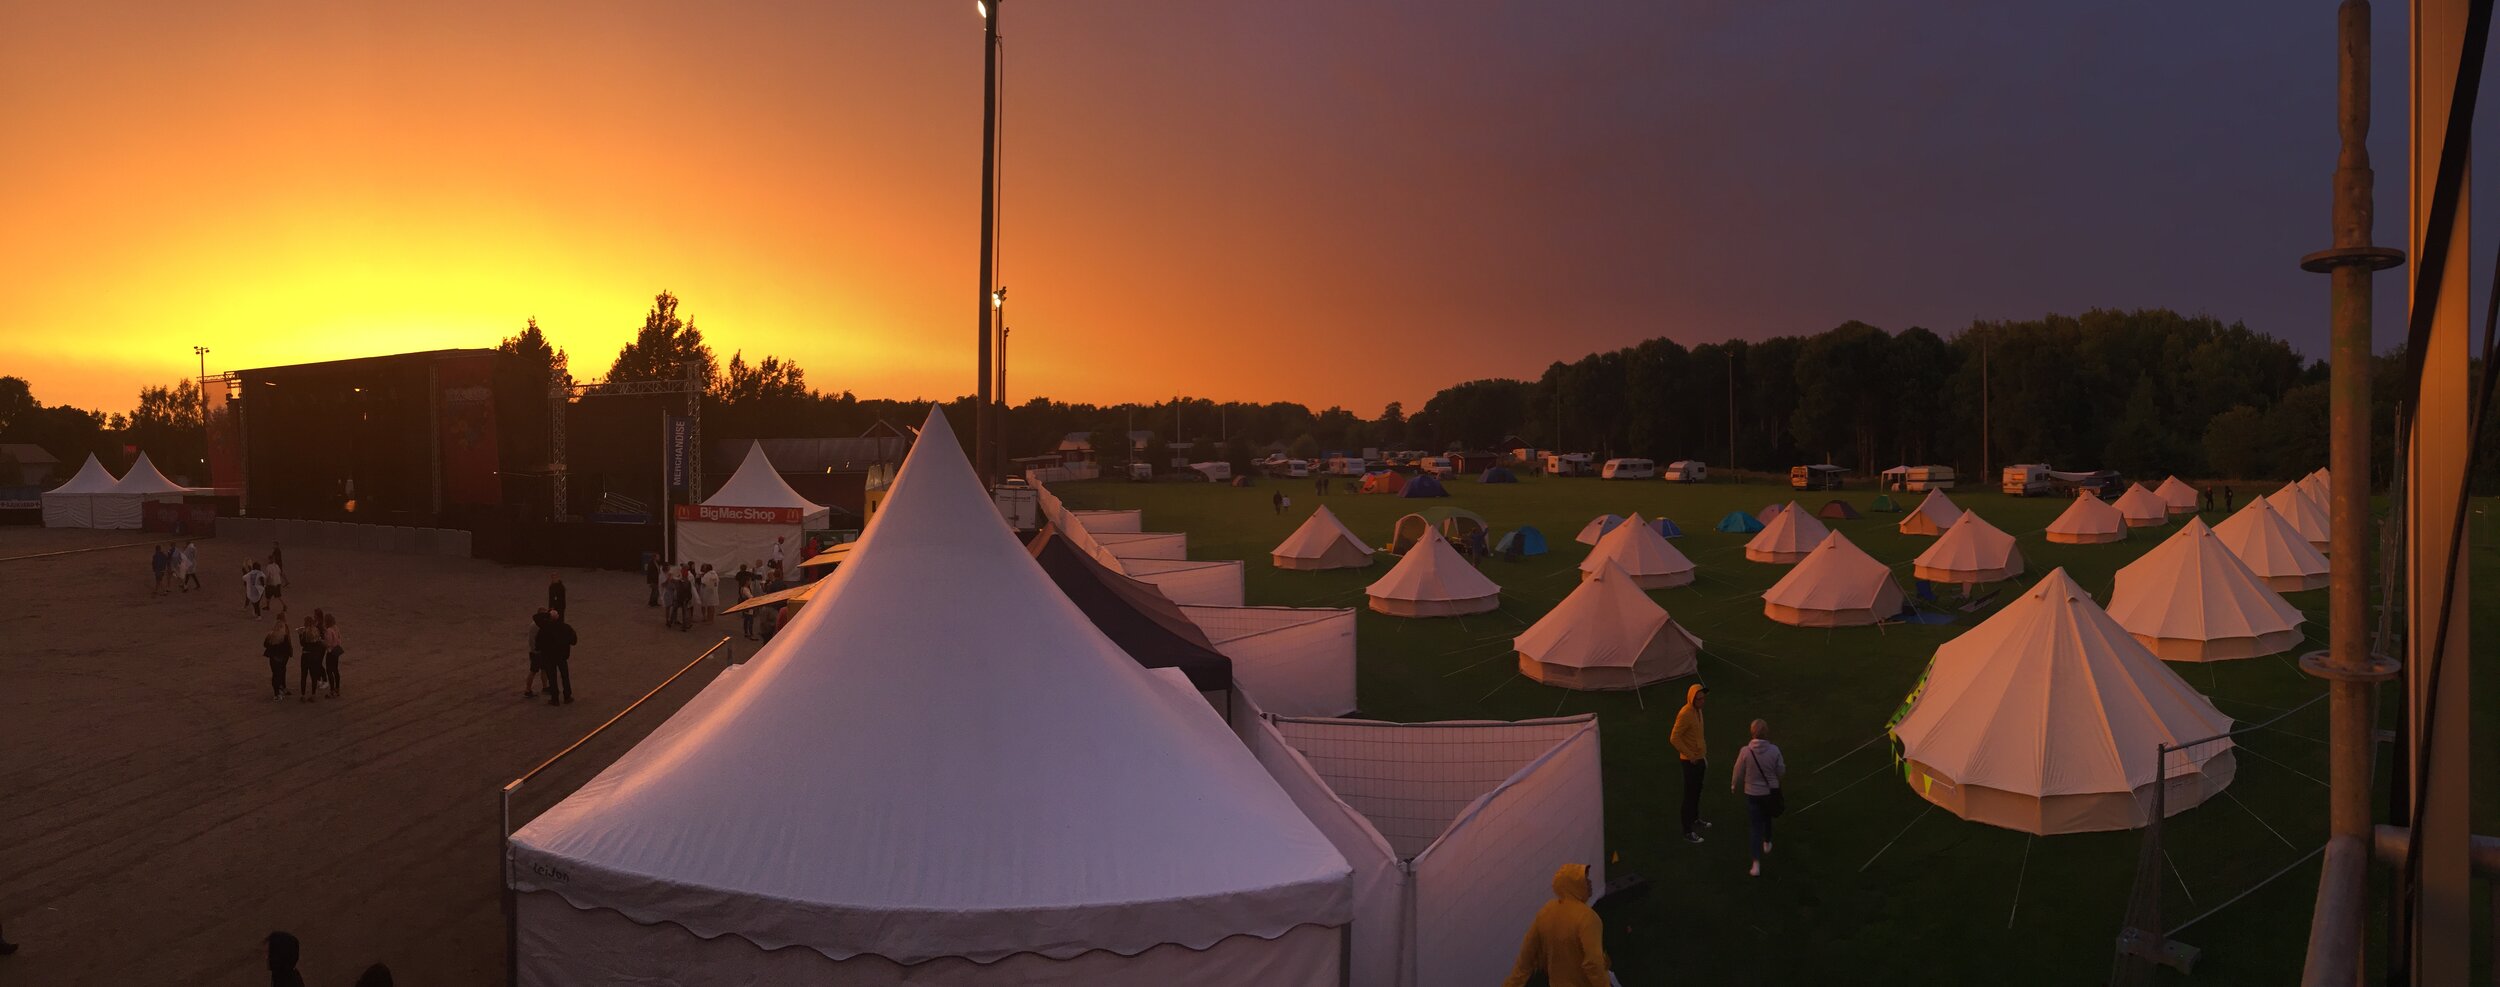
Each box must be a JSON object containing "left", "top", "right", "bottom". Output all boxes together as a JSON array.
[
  {"left": 654, "top": 562, "right": 722, "bottom": 630},
  {"left": 1670, "top": 685, "right": 1788, "bottom": 877},
  {"left": 150, "top": 542, "right": 203, "bottom": 596},
  {"left": 645, "top": 548, "right": 798, "bottom": 642},
  {"left": 261, "top": 609, "right": 343, "bottom": 703},
  {"left": 241, "top": 553, "right": 286, "bottom": 619},
  {"left": 523, "top": 574, "right": 579, "bottom": 707}
]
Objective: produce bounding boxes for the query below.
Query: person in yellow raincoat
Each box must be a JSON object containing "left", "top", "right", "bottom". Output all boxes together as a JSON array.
[{"left": 1500, "top": 863, "right": 1610, "bottom": 987}]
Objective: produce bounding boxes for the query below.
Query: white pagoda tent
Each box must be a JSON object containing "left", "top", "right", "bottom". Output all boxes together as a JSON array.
[
  {"left": 1745, "top": 500, "right": 1830, "bottom": 563},
  {"left": 1896, "top": 488, "right": 1964, "bottom": 537},
  {"left": 674, "top": 442, "right": 830, "bottom": 570},
  {"left": 2046, "top": 490, "right": 2129, "bottom": 545},
  {"left": 1762, "top": 531, "right": 1904, "bottom": 627},
  {"left": 2112, "top": 483, "right": 2171, "bottom": 528},
  {"left": 1580, "top": 512, "right": 1695, "bottom": 588},
  {"left": 1519, "top": 560, "right": 1702, "bottom": 690},
  {"left": 1271, "top": 505, "right": 1375, "bottom": 570},
  {"left": 1366, "top": 528, "right": 1500, "bottom": 617},
  {"left": 39, "top": 454, "right": 121, "bottom": 528},
  {"left": 2153, "top": 476, "right": 2201, "bottom": 516},
  {"left": 2106, "top": 519, "right": 2306, "bottom": 662},
  {"left": 1892, "top": 568, "right": 2237, "bottom": 835},
  {"left": 1911, "top": 511, "right": 2024, "bottom": 586},
  {"left": 2266, "top": 483, "right": 2331, "bottom": 553},
  {"left": 511, "top": 408, "right": 1353, "bottom": 985},
  {"left": 2212, "top": 498, "right": 2330, "bottom": 593}
]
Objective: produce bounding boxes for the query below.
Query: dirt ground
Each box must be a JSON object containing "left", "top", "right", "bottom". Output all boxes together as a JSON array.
[{"left": 0, "top": 529, "right": 742, "bottom": 986}]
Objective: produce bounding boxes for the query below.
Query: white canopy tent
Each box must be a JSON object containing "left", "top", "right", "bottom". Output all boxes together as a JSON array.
[
  {"left": 2046, "top": 490, "right": 2129, "bottom": 544},
  {"left": 1244, "top": 711, "right": 1604, "bottom": 987},
  {"left": 1181, "top": 605, "right": 1359, "bottom": 718},
  {"left": 1579, "top": 512, "right": 1696, "bottom": 588},
  {"left": 1896, "top": 488, "right": 1964, "bottom": 537},
  {"left": 2106, "top": 518, "right": 2306, "bottom": 662},
  {"left": 2112, "top": 483, "right": 2171, "bottom": 528},
  {"left": 1366, "top": 528, "right": 1500, "bottom": 617},
  {"left": 1271, "top": 505, "right": 1375, "bottom": 570},
  {"left": 512, "top": 408, "right": 1352, "bottom": 985},
  {"left": 1892, "top": 568, "right": 2236, "bottom": 834},
  {"left": 1518, "top": 561, "right": 1701, "bottom": 690},
  {"left": 1762, "top": 531, "right": 1904, "bottom": 627},
  {"left": 2266, "top": 482, "right": 2331, "bottom": 552},
  {"left": 40, "top": 454, "right": 121, "bottom": 528},
  {"left": 672, "top": 442, "right": 829, "bottom": 571},
  {"left": 1744, "top": 500, "right": 1830, "bottom": 563},
  {"left": 1911, "top": 510, "right": 2024, "bottom": 585},
  {"left": 2211, "top": 497, "right": 2330, "bottom": 592}
]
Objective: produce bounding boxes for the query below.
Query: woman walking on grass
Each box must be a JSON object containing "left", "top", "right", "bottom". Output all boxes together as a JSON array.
[
  {"left": 262, "top": 619, "right": 293, "bottom": 700},
  {"left": 1731, "top": 718, "right": 1788, "bottom": 877}
]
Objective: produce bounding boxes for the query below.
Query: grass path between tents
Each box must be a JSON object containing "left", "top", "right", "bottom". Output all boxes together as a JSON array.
[{"left": 1053, "top": 475, "right": 2500, "bottom": 985}]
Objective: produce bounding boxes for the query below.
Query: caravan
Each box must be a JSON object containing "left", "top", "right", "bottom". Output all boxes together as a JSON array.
[
  {"left": 1880, "top": 465, "right": 1956, "bottom": 492},
  {"left": 1542, "top": 453, "right": 1594, "bottom": 477},
  {"left": 1662, "top": 460, "right": 1707, "bottom": 483},
  {"left": 2002, "top": 463, "right": 2053, "bottom": 496},
  {"left": 1790, "top": 464, "right": 1847, "bottom": 490},
  {"left": 1601, "top": 458, "right": 1657, "bottom": 480}
]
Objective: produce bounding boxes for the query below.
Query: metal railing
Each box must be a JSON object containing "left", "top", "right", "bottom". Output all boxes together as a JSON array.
[{"left": 498, "top": 635, "right": 735, "bottom": 986}]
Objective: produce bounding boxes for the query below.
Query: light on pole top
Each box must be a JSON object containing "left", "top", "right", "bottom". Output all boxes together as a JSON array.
[
  {"left": 992, "top": 287, "right": 1006, "bottom": 309},
  {"left": 976, "top": 0, "right": 989, "bottom": 18}
]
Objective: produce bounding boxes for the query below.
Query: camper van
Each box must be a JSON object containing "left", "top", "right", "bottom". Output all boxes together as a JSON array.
[
  {"left": 1881, "top": 465, "right": 1956, "bottom": 492},
  {"left": 1790, "top": 464, "right": 1847, "bottom": 490},
  {"left": 2001, "top": 464, "right": 2054, "bottom": 496},
  {"left": 1543, "top": 453, "right": 1594, "bottom": 477},
  {"left": 1663, "top": 460, "right": 1707, "bottom": 483},
  {"left": 1327, "top": 455, "right": 1369, "bottom": 476},
  {"left": 1419, "top": 456, "right": 1454, "bottom": 475},
  {"left": 1189, "top": 462, "right": 1233, "bottom": 482},
  {"left": 1601, "top": 458, "right": 1657, "bottom": 480}
]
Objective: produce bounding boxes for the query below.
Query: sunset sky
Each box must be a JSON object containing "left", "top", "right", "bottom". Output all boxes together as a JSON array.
[{"left": 1, "top": 1, "right": 2483, "bottom": 416}]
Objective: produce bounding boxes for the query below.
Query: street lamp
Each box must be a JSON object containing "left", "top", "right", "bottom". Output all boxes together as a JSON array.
[
  {"left": 192, "top": 346, "right": 211, "bottom": 470},
  {"left": 972, "top": 0, "right": 1004, "bottom": 485}
]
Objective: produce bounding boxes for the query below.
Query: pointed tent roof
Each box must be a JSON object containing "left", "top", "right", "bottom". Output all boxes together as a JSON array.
[
  {"left": 1714, "top": 510, "right": 1764, "bottom": 534},
  {"left": 2267, "top": 483, "right": 2329, "bottom": 549},
  {"left": 1575, "top": 513, "right": 1625, "bottom": 546},
  {"left": 1762, "top": 530, "right": 1900, "bottom": 615},
  {"left": 2296, "top": 469, "right": 2330, "bottom": 506},
  {"left": 1746, "top": 500, "right": 1830, "bottom": 561},
  {"left": 1913, "top": 510, "right": 2024, "bottom": 581},
  {"left": 46, "top": 453, "right": 119, "bottom": 494},
  {"left": 2212, "top": 497, "right": 2330, "bottom": 591},
  {"left": 1030, "top": 526, "right": 1233, "bottom": 692},
  {"left": 2154, "top": 476, "right": 2200, "bottom": 513},
  {"left": 112, "top": 451, "right": 190, "bottom": 494},
  {"left": 2047, "top": 490, "right": 2128, "bottom": 541},
  {"left": 1366, "top": 527, "right": 1500, "bottom": 603},
  {"left": 1579, "top": 512, "right": 1696, "bottom": 582},
  {"left": 1516, "top": 560, "right": 1701, "bottom": 678},
  {"left": 2113, "top": 483, "right": 2170, "bottom": 526},
  {"left": 2107, "top": 518, "right": 2304, "bottom": 650},
  {"left": 1898, "top": 488, "right": 1963, "bottom": 535},
  {"left": 1271, "top": 505, "right": 1372, "bottom": 564},
  {"left": 1893, "top": 569, "right": 2234, "bottom": 801},
  {"left": 701, "top": 441, "right": 827, "bottom": 512},
  {"left": 511, "top": 407, "right": 1348, "bottom": 966}
]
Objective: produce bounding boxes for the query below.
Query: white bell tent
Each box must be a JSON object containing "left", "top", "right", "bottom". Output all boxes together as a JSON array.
[
  {"left": 1762, "top": 531, "right": 1904, "bottom": 627},
  {"left": 1365, "top": 528, "right": 1500, "bottom": 617},
  {"left": 511, "top": 408, "right": 1353, "bottom": 985},
  {"left": 1896, "top": 488, "right": 1964, "bottom": 537},
  {"left": 1744, "top": 501, "right": 1830, "bottom": 563},
  {"left": 2153, "top": 476, "right": 2201, "bottom": 516},
  {"left": 1579, "top": 512, "right": 1696, "bottom": 588},
  {"left": 2106, "top": 518, "right": 2306, "bottom": 662},
  {"left": 2112, "top": 483, "right": 2171, "bottom": 528},
  {"left": 2211, "top": 497, "right": 2330, "bottom": 593},
  {"left": 1271, "top": 505, "right": 1376, "bottom": 570},
  {"left": 2045, "top": 490, "right": 2129, "bottom": 545},
  {"left": 1518, "top": 561, "right": 1701, "bottom": 690},
  {"left": 1891, "top": 569, "right": 2237, "bottom": 835},
  {"left": 2266, "top": 483, "right": 2331, "bottom": 553},
  {"left": 1911, "top": 511, "right": 2024, "bottom": 586}
]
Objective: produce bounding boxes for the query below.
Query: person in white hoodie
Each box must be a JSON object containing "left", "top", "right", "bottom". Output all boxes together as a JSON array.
[{"left": 1730, "top": 718, "right": 1787, "bottom": 877}]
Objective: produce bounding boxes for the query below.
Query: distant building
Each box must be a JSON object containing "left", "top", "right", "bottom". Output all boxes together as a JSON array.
[
  {"left": 0, "top": 443, "right": 61, "bottom": 487},
  {"left": 230, "top": 349, "right": 547, "bottom": 524}
]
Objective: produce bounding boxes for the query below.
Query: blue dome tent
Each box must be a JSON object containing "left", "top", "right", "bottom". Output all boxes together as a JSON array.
[
  {"left": 1715, "top": 511, "right": 1765, "bottom": 534},
  {"left": 1494, "top": 526, "right": 1548, "bottom": 557},
  {"left": 1650, "top": 518, "right": 1684, "bottom": 539},
  {"left": 1478, "top": 466, "right": 1519, "bottom": 484},
  {"left": 1399, "top": 474, "right": 1450, "bottom": 498}
]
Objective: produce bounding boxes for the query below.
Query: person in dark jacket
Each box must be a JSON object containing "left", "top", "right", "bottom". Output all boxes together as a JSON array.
[
  {"left": 641, "top": 551, "right": 660, "bottom": 607},
  {"left": 537, "top": 610, "right": 578, "bottom": 706},
  {"left": 547, "top": 572, "right": 567, "bottom": 615},
  {"left": 267, "top": 931, "right": 305, "bottom": 987},
  {"left": 262, "top": 618, "right": 294, "bottom": 700}
]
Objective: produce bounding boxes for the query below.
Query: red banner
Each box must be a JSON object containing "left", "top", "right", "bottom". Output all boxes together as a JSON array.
[
  {"left": 436, "top": 355, "right": 502, "bottom": 506},
  {"left": 673, "top": 504, "right": 804, "bottom": 524}
]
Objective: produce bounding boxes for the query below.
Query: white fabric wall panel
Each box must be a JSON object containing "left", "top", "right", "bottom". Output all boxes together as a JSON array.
[
  {"left": 92, "top": 493, "right": 143, "bottom": 530},
  {"left": 1127, "top": 560, "right": 1246, "bottom": 607},
  {"left": 519, "top": 891, "right": 1344, "bottom": 987},
  {"left": 1271, "top": 717, "right": 1590, "bottom": 859},
  {"left": 1182, "top": 606, "right": 1358, "bottom": 717},
  {"left": 1411, "top": 721, "right": 1606, "bottom": 987},
  {"left": 40, "top": 493, "right": 91, "bottom": 527},
  {"left": 1099, "top": 531, "right": 1188, "bottom": 560},
  {"left": 1244, "top": 715, "right": 1408, "bottom": 987},
  {"left": 1072, "top": 508, "right": 1143, "bottom": 533}
]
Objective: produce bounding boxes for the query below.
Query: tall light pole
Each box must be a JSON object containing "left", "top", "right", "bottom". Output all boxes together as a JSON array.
[
  {"left": 192, "top": 346, "right": 211, "bottom": 473},
  {"left": 994, "top": 286, "right": 1008, "bottom": 461},
  {"left": 974, "top": 0, "right": 1003, "bottom": 486}
]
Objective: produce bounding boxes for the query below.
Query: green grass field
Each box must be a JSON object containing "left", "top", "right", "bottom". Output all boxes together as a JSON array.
[{"left": 1053, "top": 474, "right": 2499, "bottom": 985}]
